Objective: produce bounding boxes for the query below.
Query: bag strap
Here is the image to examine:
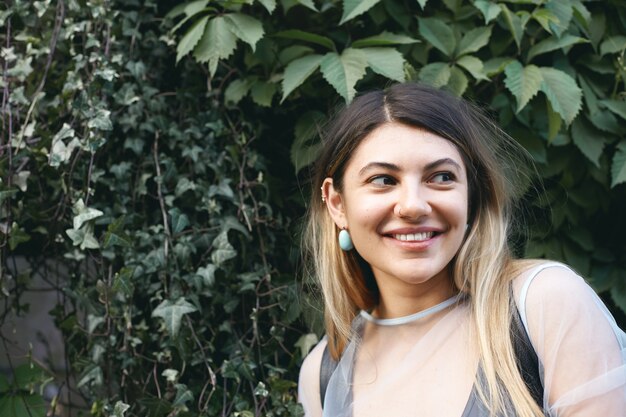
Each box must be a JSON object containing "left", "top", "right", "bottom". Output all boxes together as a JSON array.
[{"left": 318, "top": 305, "right": 544, "bottom": 408}]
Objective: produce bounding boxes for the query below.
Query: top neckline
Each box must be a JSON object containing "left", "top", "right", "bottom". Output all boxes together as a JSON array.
[{"left": 359, "top": 292, "right": 465, "bottom": 326}]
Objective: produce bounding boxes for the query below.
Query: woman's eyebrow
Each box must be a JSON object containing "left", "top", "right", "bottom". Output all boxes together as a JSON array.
[
  {"left": 424, "top": 157, "right": 462, "bottom": 172},
  {"left": 358, "top": 162, "right": 400, "bottom": 176}
]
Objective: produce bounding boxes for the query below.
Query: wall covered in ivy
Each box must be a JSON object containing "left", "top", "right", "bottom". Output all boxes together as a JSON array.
[{"left": 1, "top": 0, "right": 625, "bottom": 416}]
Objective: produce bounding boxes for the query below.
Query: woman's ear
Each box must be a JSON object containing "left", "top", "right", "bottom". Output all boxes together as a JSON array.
[{"left": 322, "top": 178, "right": 346, "bottom": 228}]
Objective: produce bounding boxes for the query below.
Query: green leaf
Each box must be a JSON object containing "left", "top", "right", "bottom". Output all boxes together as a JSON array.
[
  {"left": 531, "top": 8, "right": 560, "bottom": 34},
  {"left": 103, "top": 217, "right": 132, "bottom": 248},
  {"left": 196, "top": 264, "right": 217, "bottom": 287},
  {"left": 297, "top": 0, "right": 318, "bottom": 11},
  {"left": 152, "top": 298, "right": 198, "bottom": 337},
  {"left": 294, "top": 333, "right": 319, "bottom": 358},
  {"left": 250, "top": 81, "right": 277, "bottom": 107},
  {"left": 500, "top": 4, "right": 524, "bottom": 49},
  {"left": 88, "top": 109, "right": 113, "bottom": 131},
  {"left": 176, "top": 15, "right": 209, "bottom": 63},
  {"left": 539, "top": 67, "right": 582, "bottom": 125},
  {"left": 193, "top": 16, "right": 238, "bottom": 76},
  {"left": 611, "top": 141, "right": 626, "bottom": 188},
  {"left": 224, "top": 13, "right": 264, "bottom": 52},
  {"left": 419, "top": 62, "right": 451, "bottom": 88},
  {"left": 504, "top": 61, "right": 542, "bottom": 112},
  {"left": 169, "top": 208, "right": 190, "bottom": 234},
  {"left": 319, "top": 49, "right": 368, "bottom": 102},
  {"left": 281, "top": 54, "right": 324, "bottom": 102},
  {"left": 447, "top": 66, "right": 469, "bottom": 96},
  {"left": 360, "top": 47, "right": 405, "bottom": 82},
  {"left": 274, "top": 30, "right": 335, "bottom": 51},
  {"left": 112, "top": 401, "right": 131, "bottom": 417},
  {"left": 211, "top": 231, "right": 237, "bottom": 265},
  {"left": 416, "top": 0, "right": 428, "bottom": 9},
  {"left": 600, "top": 99, "right": 626, "bottom": 120},
  {"left": 352, "top": 31, "right": 420, "bottom": 48},
  {"left": 291, "top": 111, "right": 325, "bottom": 173},
  {"left": 456, "top": 55, "right": 488, "bottom": 81},
  {"left": 546, "top": 98, "right": 562, "bottom": 142},
  {"left": 474, "top": 0, "right": 501, "bottom": 24},
  {"left": 483, "top": 57, "right": 514, "bottom": 76},
  {"left": 418, "top": 17, "right": 456, "bottom": 57},
  {"left": 113, "top": 268, "right": 135, "bottom": 297},
  {"left": 340, "top": 0, "right": 382, "bottom": 24},
  {"left": 8, "top": 223, "right": 30, "bottom": 251},
  {"left": 258, "top": 0, "right": 277, "bottom": 13},
  {"left": 225, "top": 78, "right": 253, "bottom": 105},
  {"left": 546, "top": 0, "right": 572, "bottom": 38},
  {"left": 457, "top": 26, "right": 492, "bottom": 57},
  {"left": 600, "top": 36, "right": 626, "bottom": 56},
  {"left": 527, "top": 34, "right": 588, "bottom": 61},
  {"left": 571, "top": 118, "right": 606, "bottom": 167},
  {"left": 73, "top": 198, "right": 104, "bottom": 230}
]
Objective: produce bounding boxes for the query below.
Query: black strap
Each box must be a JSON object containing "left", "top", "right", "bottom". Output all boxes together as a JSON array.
[{"left": 318, "top": 307, "right": 543, "bottom": 408}]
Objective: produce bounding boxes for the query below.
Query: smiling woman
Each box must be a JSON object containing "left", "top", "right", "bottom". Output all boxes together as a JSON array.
[{"left": 298, "top": 83, "right": 626, "bottom": 417}]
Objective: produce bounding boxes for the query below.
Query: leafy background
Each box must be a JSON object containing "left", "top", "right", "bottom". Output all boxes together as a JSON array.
[{"left": 1, "top": 0, "right": 625, "bottom": 416}]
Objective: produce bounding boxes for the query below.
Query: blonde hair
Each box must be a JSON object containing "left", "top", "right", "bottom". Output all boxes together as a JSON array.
[{"left": 303, "top": 83, "right": 544, "bottom": 417}]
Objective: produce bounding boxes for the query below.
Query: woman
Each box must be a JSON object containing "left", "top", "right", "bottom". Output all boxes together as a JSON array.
[{"left": 298, "top": 83, "right": 626, "bottom": 417}]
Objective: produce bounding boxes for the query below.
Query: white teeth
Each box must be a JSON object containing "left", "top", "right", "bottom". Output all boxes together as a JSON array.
[{"left": 393, "top": 232, "right": 434, "bottom": 241}]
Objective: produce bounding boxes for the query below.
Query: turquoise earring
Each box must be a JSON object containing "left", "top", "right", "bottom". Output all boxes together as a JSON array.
[{"left": 339, "top": 229, "right": 354, "bottom": 251}]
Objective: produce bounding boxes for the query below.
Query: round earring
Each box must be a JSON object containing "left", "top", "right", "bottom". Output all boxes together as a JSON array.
[{"left": 338, "top": 228, "right": 354, "bottom": 251}]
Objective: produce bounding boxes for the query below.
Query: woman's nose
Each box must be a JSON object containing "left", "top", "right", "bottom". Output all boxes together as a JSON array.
[{"left": 394, "top": 184, "right": 432, "bottom": 219}]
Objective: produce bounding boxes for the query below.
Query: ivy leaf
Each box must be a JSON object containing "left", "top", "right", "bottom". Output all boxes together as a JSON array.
[
  {"left": 500, "top": 4, "right": 524, "bottom": 50},
  {"left": 112, "top": 401, "right": 130, "bottom": 417},
  {"left": 418, "top": 17, "right": 455, "bottom": 57},
  {"left": 474, "top": 0, "right": 501, "bottom": 24},
  {"left": 600, "top": 36, "right": 626, "bottom": 56},
  {"left": 571, "top": 118, "right": 606, "bottom": 167},
  {"left": 416, "top": 0, "right": 428, "bottom": 9},
  {"left": 456, "top": 55, "right": 488, "bottom": 81},
  {"left": 482, "top": 57, "right": 514, "bottom": 76},
  {"left": 294, "top": 333, "right": 319, "bottom": 358},
  {"left": 274, "top": 30, "right": 335, "bottom": 51},
  {"left": 527, "top": 34, "right": 588, "bottom": 61},
  {"left": 103, "top": 217, "right": 132, "bottom": 248},
  {"left": 360, "top": 47, "right": 405, "bottom": 82},
  {"left": 88, "top": 109, "right": 113, "bottom": 131},
  {"left": 169, "top": 208, "right": 190, "bottom": 234},
  {"left": 532, "top": 8, "right": 560, "bottom": 34},
  {"left": 504, "top": 61, "right": 542, "bottom": 112},
  {"left": 211, "top": 231, "right": 237, "bottom": 265},
  {"left": 539, "top": 67, "right": 582, "bottom": 125},
  {"left": 457, "top": 26, "right": 492, "bottom": 57},
  {"left": 152, "top": 298, "right": 197, "bottom": 337},
  {"left": 611, "top": 141, "right": 626, "bottom": 188},
  {"left": 600, "top": 99, "right": 626, "bottom": 120},
  {"left": 351, "top": 31, "right": 420, "bottom": 48},
  {"left": 196, "top": 264, "right": 217, "bottom": 287},
  {"left": 176, "top": 16, "right": 209, "bottom": 63},
  {"left": 193, "top": 16, "right": 238, "bottom": 76},
  {"left": 281, "top": 54, "right": 324, "bottom": 102},
  {"left": 73, "top": 199, "right": 104, "bottom": 230},
  {"left": 224, "top": 13, "right": 264, "bottom": 52},
  {"left": 319, "top": 48, "right": 368, "bottom": 102},
  {"left": 340, "top": 0, "right": 382, "bottom": 25},
  {"left": 257, "top": 0, "right": 277, "bottom": 13},
  {"left": 419, "top": 62, "right": 451, "bottom": 88}
]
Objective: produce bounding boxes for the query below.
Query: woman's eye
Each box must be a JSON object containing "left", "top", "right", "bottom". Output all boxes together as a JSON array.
[
  {"left": 431, "top": 172, "right": 454, "bottom": 184},
  {"left": 370, "top": 176, "right": 396, "bottom": 186}
]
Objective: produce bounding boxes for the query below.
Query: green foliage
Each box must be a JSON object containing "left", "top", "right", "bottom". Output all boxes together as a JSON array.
[{"left": 1, "top": 0, "right": 625, "bottom": 416}]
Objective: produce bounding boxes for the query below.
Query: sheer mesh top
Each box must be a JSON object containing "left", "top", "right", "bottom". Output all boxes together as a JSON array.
[{"left": 298, "top": 263, "right": 626, "bottom": 416}]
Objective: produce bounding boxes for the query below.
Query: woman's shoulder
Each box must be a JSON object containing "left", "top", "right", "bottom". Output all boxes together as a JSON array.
[
  {"left": 510, "top": 259, "right": 587, "bottom": 304},
  {"left": 298, "top": 336, "right": 327, "bottom": 416}
]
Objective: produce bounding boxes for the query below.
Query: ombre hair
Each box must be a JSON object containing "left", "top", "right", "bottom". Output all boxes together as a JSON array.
[{"left": 303, "top": 83, "right": 544, "bottom": 417}]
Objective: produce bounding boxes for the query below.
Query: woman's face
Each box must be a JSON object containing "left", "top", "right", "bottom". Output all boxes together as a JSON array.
[{"left": 324, "top": 122, "right": 469, "bottom": 295}]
